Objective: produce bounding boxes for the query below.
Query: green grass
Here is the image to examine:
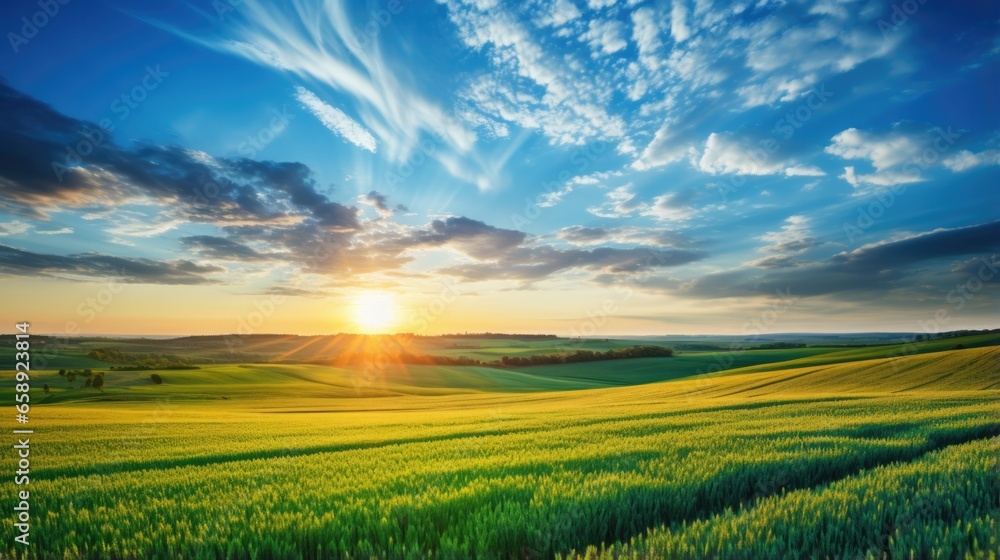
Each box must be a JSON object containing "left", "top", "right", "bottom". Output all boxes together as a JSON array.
[
  {"left": 11, "top": 341, "right": 939, "bottom": 406},
  {"left": 10, "top": 362, "right": 611, "bottom": 405},
  {"left": 0, "top": 346, "right": 107, "bottom": 370},
  {"left": 716, "top": 331, "right": 1000, "bottom": 376},
  {"left": 564, "top": 437, "right": 999, "bottom": 559},
  {"left": 2, "top": 346, "right": 998, "bottom": 559},
  {"left": 519, "top": 347, "right": 835, "bottom": 386}
]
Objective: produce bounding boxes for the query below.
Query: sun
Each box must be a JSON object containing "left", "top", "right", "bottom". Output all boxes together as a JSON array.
[{"left": 350, "top": 291, "right": 400, "bottom": 333}]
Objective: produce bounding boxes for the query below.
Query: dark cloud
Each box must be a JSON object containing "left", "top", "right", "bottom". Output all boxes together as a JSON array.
[
  {"left": 558, "top": 226, "right": 610, "bottom": 244},
  {"left": 406, "top": 217, "right": 527, "bottom": 260},
  {"left": 221, "top": 222, "right": 412, "bottom": 275},
  {"left": 180, "top": 235, "right": 273, "bottom": 261},
  {"left": 197, "top": 217, "right": 705, "bottom": 284},
  {"left": 747, "top": 255, "right": 802, "bottom": 269},
  {"left": 0, "top": 80, "right": 359, "bottom": 229},
  {"left": 950, "top": 255, "right": 1000, "bottom": 283},
  {"left": 682, "top": 221, "right": 1000, "bottom": 298},
  {"left": 0, "top": 244, "right": 224, "bottom": 285},
  {"left": 831, "top": 222, "right": 1000, "bottom": 270},
  {"left": 440, "top": 246, "right": 707, "bottom": 282},
  {"left": 360, "top": 190, "right": 408, "bottom": 217},
  {"left": 0, "top": 83, "right": 125, "bottom": 218},
  {"left": 764, "top": 238, "right": 818, "bottom": 253},
  {"left": 250, "top": 286, "right": 329, "bottom": 298},
  {"left": 0, "top": 81, "right": 710, "bottom": 287}
]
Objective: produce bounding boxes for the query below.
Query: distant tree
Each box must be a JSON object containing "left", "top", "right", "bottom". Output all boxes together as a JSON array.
[
  {"left": 92, "top": 375, "right": 104, "bottom": 390},
  {"left": 58, "top": 369, "right": 66, "bottom": 376},
  {"left": 955, "top": 344, "right": 966, "bottom": 350},
  {"left": 66, "top": 371, "right": 76, "bottom": 383},
  {"left": 84, "top": 378, "right": 92, "bottom": 387},
  {"left": 43, "top": 384, "right": 49, "bottom": 393},
  {"left": 915, "top": 334, "right": 925, "bottom": 342},
  {"left": 150, "top": 373, "right": 163, "bottom": 385},
  {"left": 83, "top": 369, "right": 93, "bottom": 377}
]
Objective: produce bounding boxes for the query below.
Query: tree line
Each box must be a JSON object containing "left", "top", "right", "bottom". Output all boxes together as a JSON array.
[
  {"left": 498, "top": 345, "right": 674, "bottom": 366},
  {"left": 322, "top": 345, "right": 673, "bottom": 368},
  {"left": 86, "top": 349, "right": 198, "bottom": 370}
]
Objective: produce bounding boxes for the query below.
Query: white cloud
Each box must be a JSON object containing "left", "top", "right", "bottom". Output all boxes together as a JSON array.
[
  {"left": 587, "top": 184, "right": 642, "bottom": 217},
  {"left": 758, "top": 215, "right": 818, "bottom": 254},
  {"left": 36, "top": 227, "right": 74, "bottom": 235},
  {"left": 670, "top": 0, "right": 691, "bottom": 43},
  {"left": 295, "top": 86, "right": 377, "bottom": 153},
  {"left": 734, "top": 18, "right": 900, "bottom": 108},
  {"left": 642, "top": 191, "right": 697, "bottom": 221},
  {"left": 538, "top": 186, "right": 573, "bottom": 208},
  {"left": 808, "top": 0, "right": 852, "bottom": 19},
  {"left": 160, "top": 0, "right": 478, "bottom": 175},
  {"left": 942, "top": 149, "right": 1000, "bottom": 172},
  {"left": 0, "top": 221, "right": 30, "bottom": 235},
  {"left": 825, "top": 127, "right": 924, "bottom": 170},
  {"left": 840, "top": 166, "right": 858, "bottom": 186},
  {"left": 581, "top": 19, "right": 628, "bottom": 56},
  {"left": 586, "top": 185, "right": 700, "bottom": 222},
  {"left": 536, "top": 0, "right": 581, "bottom": 27},
  {"left": 557, "top": 225, "right": 690, "bottom": 246},
  {"left": 697, "top": 132, "right": 787, "bottom": 175},
  {"left": 106, "top": 212, "right": 183, "bottom": 239},
  {"left": 839, "top": 166, "right": 924, "bottom": 189},
  {"left": 785, "top": 164, "right": 826, "bottom": 177},
  {"left": 631, "top": 7, "right": 663, "bottom": 70},
  {"left": 826, "top": 125, "right": 968, "bottom": 188},
  {"left": 632, "top": 123, "right": 694, "bottom": 170},
  {"left": 538, "top": 170, "right": 621, "bottom": 208},
  {"left": 443, "top": 2, "right": 627, "bottom": 146},
  {"left": 435, "top": 0, "right": 908, "bottom": 176}
]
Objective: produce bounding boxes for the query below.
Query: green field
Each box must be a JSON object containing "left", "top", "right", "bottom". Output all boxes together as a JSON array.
[{"left": 3, "top": 336, "right": 999, "bottom": 558}]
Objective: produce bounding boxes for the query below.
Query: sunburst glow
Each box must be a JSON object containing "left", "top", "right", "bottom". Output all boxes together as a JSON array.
[{"left": 351, "top": 291, "right": 400, "bottom": 333}]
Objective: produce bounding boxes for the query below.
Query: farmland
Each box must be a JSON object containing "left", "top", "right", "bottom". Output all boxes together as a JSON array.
[{"left": 1, "top": 336, "right": 998, "bottom": 558}]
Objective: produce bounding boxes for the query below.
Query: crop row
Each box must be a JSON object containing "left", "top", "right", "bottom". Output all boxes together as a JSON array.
[
  {"left": 562, "top": 437, "right": 999, "bottom": 559},
  {"left": 2, "top": 397, "right": 997, "bottom": 558}
]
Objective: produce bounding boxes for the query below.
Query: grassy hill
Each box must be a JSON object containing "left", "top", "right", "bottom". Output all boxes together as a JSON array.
[
  {"left": 4, "top": 339, "right": 999, "bottom": 558},
  {"left": 10, "top": 334, "right": 999, "bottom": 406}
]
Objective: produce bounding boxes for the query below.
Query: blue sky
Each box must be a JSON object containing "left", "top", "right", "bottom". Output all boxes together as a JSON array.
[{"left": 0, "top": 0, "right": 998, "bottom": 335}]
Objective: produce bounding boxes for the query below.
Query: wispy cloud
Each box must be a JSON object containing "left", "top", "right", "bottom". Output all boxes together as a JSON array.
[
  {"left": 943, "top": 149, "right": 1000, "bottom": 172},
  {"left": 294, "top": 86, "right": 376, "bottom": 153},
  {"left": 155, "top": 0, "right": 482, "bottom": 181},
  {"left": 0, "top": 244, "right": 225, "bottom": 285},
  {"left": 669, "top": 0, "right": 691, "bottom": 43}
]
